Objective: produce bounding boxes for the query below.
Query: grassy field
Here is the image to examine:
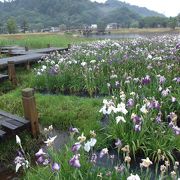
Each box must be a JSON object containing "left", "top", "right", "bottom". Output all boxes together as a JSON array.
[{"left": 0, "top": 33, "right": 89, "bottom": 49}]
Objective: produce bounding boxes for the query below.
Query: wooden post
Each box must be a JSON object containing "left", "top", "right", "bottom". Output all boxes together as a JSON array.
[
  {"left": 26, "top": 61, "right": 30, "bottom": 70},
  {"left": 8, "top": 61, "right": 17, "bottom": 86},
  {"left": 68, "top": 44, "right": 71, "bottom": 49},
  {"left": 25, "top": 46, "right": 29, "bottom": 51},
  {"left": 47, "top": 44, "right": 51, "bottom": 48},
  {"left": 0, "top": 48, "right": 2, "bottom": 55},
  {"left": 8, "top": 49, "right": 12, "bottom": 56},
  {"left": 22, "top": 88, "right": 39, "bottom": 137}
]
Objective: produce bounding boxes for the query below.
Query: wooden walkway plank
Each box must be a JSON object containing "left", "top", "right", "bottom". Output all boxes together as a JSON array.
[
  {"left": 0, "top": 110, "right": 31, "bottom": 141},
  {"left": 28, "top": 47, "right": 68, "bottom": 54},
  {"left": 0, "top": 46, "right": 68, "bottom": 69},
  {"left": 0, "top": 130, "right": 6, "bottom": 140},
  {"left": 0, "top": 53, "right": 47, "bottom": 68},
  {"left": 6, "top": 119, "right": 24, "bottom": 127},
  {"left": 0, "top": 74, "right": 8, "bottom": 81},
  {"left": 0, "top": 109, "right": 29, "bottom": 125},
  {"left": 1, "top": 50, "right": 27, "bottom": 56}
]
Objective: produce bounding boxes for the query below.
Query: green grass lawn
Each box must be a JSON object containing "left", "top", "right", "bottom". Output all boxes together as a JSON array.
[
  {"left": 0, "top": 90, "right": 102, "bottom": 132},
  {"left": 0, "top": 33, "right": 90, "bottom": 49}
]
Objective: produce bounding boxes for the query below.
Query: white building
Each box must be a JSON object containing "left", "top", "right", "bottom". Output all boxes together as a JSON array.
[
  {"left": 90, "top": 24, "right": 97, "bottom": 29},
  {"left": 106, "top": 23, "right": 118, "bottom": 30}
]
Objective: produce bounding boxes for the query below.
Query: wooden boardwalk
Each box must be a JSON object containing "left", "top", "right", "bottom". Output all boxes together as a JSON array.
[
  {"left": 1, "top": 47, "right": 68, "bottom": 56},
  {"left": 0, "top": 53, "right": 47, "bottom": 68},
  {"left": 0, "top": 46, "right": 69, "bottom": 80},
  {"left": 0, "top": 46, "right": 68, "bottom": 68},
  {"left": 0, "top": 110, "right": 30, "bottom": 141},
  {"left": 0, "top": 74, "right": 8, "bottom": 82}
]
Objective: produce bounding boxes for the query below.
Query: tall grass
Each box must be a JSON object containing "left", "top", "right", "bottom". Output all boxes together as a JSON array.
[{"left": 0, "top": 33, "right": 90, "bottom": 49}]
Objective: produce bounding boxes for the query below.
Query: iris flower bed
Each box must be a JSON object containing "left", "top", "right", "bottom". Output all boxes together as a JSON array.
[
  {"left": 15, "top": 35, "right": 180, "bottom": 179},
  {"left": 17, "top": 126, "right": 179, "bottom": 179}
]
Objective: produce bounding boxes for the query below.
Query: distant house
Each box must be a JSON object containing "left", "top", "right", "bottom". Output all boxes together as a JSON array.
[
  {"left": 106, "top": 23, "right": 118, "bottom": 30},
  {"left": 50, "top": 27, "right": 60, "bottom": 32},
  {"left": 41, "top": 28, "right": 50, "bottom": 32},
  {"left": 90, "top": 24, "right": 97, "bottom": 29}
]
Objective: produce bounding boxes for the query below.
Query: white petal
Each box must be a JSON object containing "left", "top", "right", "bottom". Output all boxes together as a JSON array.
[
  {"left": 16, "top": 135, "right": 21, "bottom": 145},
  {"left": 16, "top": 163, "right": 22, "bottom": 173},
  {"left": 84, "top": 142, "right": 91, "bottom": 152},
  {"left": 89, "top": 138, "right": 97, "bottom": 147}
]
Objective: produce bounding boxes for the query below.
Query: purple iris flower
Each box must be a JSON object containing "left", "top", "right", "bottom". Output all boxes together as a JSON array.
[
  {"left": 48, "top": 66, "right": 59, "bottom": 75},
  {"left": 115, "top": 139, "right": 122, "bottom": 148},
  {"left": 141, "top": 75, "right": 151, "bottom": 85},
  {"left": 17, "top": 150, "right": 24, "bottom": 157},
  {"left": 69, "top": 154, "right": 81, "bottom": 168},
  {"left": 52, "top": 162, "right": 60, "bottom": 171},
  {"left": 156, "top": 115, "right": 161, "bottom": 123},
  {"left": 35, "top": 148, "right": 46, "bottom": 157},
  {"left": 126, "top": 98, "right": 134, "bottom": 108},
  {"left": 172, "top": 126, "right": 180, "bottom": 135},
  {"left": 173, "top": 77, "right": 180, "bottom": 83},
  {"left": 43, "top": 159, "right": 51, "bottom": 165},
  {"left": 176, "top": 42, "right": 180, "bottom": 49},
  {"left": 69, "top": 127, "right": 79, "bottom": 134},
  {"left": 71, "top": 143, "right": 81, "bottom": 152},
  {"left": 132, "top": 115, "right": 141, "bottom": 124},
  {"left": 147, "top": 100, "right": 160, "bottom": 110},
  {"left": 99, "top": 148, "right": 108, "bottom": 158},
  {"left": 134, "top": 124, "right": 141, "bottom": 132},
  {"left": 36, "top": 156, "right": 44, "bottom": 164},
  {"left": 159, "top": 76, "right": 166, "bottom": 84}
]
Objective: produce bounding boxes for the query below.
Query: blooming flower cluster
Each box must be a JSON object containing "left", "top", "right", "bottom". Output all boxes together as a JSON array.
[{"left": 20, "top": 34, "right": 179, "bottom": 178}]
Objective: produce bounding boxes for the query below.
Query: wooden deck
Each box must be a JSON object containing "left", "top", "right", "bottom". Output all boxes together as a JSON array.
[
  {"left": 1, "top": 47, "right": 68, "bottom": 56},
  {"left": 0, "top": 45, "right": 69, "bottom": 82},
  {"left": 0, "top": 53, "right": 47, "bottom": 68},
  {"left": 0, "top": 46, "right": 68, "bottom": 70},
  {"left": 0, "top": 74, "right": 8, "bottom": 82},
  {"left": 0, "top": 110, "right": 30, "bottom": 141}
]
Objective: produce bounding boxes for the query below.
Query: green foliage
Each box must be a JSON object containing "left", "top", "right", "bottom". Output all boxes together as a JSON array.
[
  {"left": 103, "top": 7, "right": 140, "bottom": 28},
  {"left": 0, "top": 89, "right": 102, "bottom": 133},
  {"left": 0, "top": 0, "right": 164, "bottom": 31},
  {"left": 168, "top": 17, "right": 177, "bottom": 29},
  {"left": 139, "top": 16, "right": 168, "bottom": 28},
  {"left": 21, "top": 18, "right": 29, "bottom": 33},
  {"left": 6, "top": 17, "right": 17, "bottom": 34},
  {"left": 0, "top": 34, "right": 90, "bottom": 49}
]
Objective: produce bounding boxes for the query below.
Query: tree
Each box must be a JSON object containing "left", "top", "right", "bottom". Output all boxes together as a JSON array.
[
  {"left": 59, "top": 24, "right": 67, "bottom": 31},
  {"left": 7, "top": 17, "right": 17, "bottom": 34},
  {"left": 21, "top": 19, "right": 29, "bottom": 33},
  {"left": 97, "top": 22, "right": 106, "bottom": 33},
  {"left": 0, "top": 22, "right": 4, "bottom": 33},
  {"left": 168, "top": 17, "right": 177, "bottom": 29},
  {"left": 177, "top": 13, "right": 180, "bottom": 27}
]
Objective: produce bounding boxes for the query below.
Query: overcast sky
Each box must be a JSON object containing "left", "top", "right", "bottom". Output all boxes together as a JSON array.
[{"left": 91, "top": 0, "right": 180, "bottom": 17}]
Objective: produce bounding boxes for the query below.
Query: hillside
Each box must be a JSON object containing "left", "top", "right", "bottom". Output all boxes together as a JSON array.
[
  {"left": 101, "top": 0, "right": 164, "bottom": 17},
  {"left": 0, "top": 0, "right": 164, "bottom": 30}
]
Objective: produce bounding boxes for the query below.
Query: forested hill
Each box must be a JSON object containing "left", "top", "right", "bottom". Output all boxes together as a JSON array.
[{"left": 0, "top": 0, "right": 164, "bottom": 29}]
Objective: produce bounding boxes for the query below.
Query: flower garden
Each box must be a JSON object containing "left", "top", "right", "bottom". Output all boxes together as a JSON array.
[{"left": 0, "top": 34, "right": 180, "bottom": 179}]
